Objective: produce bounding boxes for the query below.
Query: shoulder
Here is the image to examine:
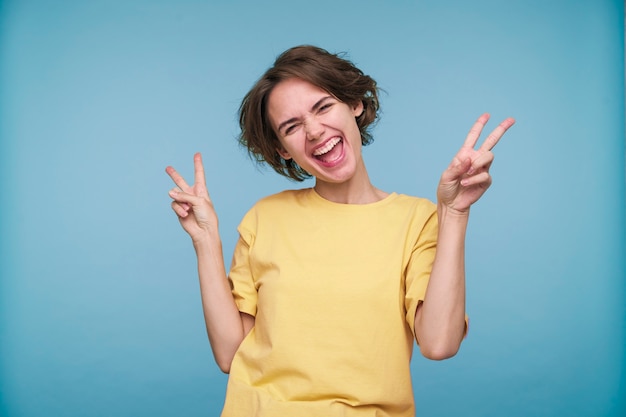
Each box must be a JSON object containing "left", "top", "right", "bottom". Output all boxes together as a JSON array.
[
  {"left": 386, "top": 194, "right": 438, "bottom": 240},
  {"left": 238, "top": 188, "right": 310, "bottom": 230},
  {"left": 254, "top": 188, "right": 308, "bottom": 207},
  {"left": 388, "top": 193, "right": 436, "bottom": 216}
]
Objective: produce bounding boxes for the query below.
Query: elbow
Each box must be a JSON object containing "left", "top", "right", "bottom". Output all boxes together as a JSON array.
[
  {"left": 214, "top": 351, "right": 235, "bottom": 374},
  {"left": 216, "top": 359, "right": 232, "bottom": 374},
  {"left": 414, "top": 316, "right": 468, "bottom": 361},
  {"left": 419, "top": 341, "right": 461, "bottom": 361},
  {"left": 212, "top": 339, "right": 244, "bottom": 374}
]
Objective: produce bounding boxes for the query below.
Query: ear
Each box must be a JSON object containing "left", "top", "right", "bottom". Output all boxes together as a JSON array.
[
  {"left": 277, "top": 146, "right": 292, "bottom": 160},
  {"left": 352, "top": 100, "right": 364, "bottom": 117}
]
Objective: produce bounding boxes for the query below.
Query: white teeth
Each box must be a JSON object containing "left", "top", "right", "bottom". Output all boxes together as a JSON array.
[{"left": 313, "top": 137, "right": 341, "bottom": 156}]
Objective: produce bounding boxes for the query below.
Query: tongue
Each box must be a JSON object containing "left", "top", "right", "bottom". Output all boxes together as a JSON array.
[{"left": 318, "top": 140, "right": 343, "bottom": 163}]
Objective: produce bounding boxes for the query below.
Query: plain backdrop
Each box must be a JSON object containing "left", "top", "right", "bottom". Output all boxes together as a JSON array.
[{"left": 1, "top": 0, "right": 624, "bottom": 416}]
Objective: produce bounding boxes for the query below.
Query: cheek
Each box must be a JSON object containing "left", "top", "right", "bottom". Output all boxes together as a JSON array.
[
  {"left": 339, "top": 114, "right": 360, "bottom": 135},
  {"left": 278, "top": 135, "right": 302, "bottom": 155},
  {"left": 321, "top": 111, "right": 347, "bottom": 128}
]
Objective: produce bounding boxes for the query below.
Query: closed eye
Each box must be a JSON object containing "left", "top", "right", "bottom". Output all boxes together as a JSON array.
[
  {"left": 318, "top": 102, "right": 334, "bottom": 112},
  {"left": 284, "top": 123, "right": 300, "bottom": 135}
]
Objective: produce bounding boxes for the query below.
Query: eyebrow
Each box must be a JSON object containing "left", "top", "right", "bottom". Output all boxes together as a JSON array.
[{"left": 276, "top": 95, "right": 333, "bottom": 133}]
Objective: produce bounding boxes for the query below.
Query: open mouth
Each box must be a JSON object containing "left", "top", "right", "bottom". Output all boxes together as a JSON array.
[{"left": 313, "top": 137, "right": 343, "bottom": 163}]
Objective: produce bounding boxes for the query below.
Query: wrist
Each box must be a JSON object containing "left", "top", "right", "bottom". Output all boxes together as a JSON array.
[
  {"left": 192, "top": 231, "right": 222, "bottom": 251},
  {"left": 437, "top": 203, "right": 470, "bottom": 225}
]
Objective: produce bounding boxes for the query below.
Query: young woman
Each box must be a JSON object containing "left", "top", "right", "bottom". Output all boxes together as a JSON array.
[{"left": 166, "top": 45, "right": 515, "bottom": 416}]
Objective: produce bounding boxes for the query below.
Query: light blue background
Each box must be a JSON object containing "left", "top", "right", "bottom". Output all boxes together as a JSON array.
[{"left": 1, "top": 1, "right": 624, "bottom": 416}]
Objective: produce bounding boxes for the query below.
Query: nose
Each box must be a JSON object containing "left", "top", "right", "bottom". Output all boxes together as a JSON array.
[{"left": 304, "top": 116, "right": 324, "bottom": 141}]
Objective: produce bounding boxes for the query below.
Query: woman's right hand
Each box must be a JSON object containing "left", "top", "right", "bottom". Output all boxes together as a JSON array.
[
  {"left": 166, "top": 152, "right": 219, "bottom": 244},
  {"left": 167, "top": 154, "right": 250, "bottom": 372}
]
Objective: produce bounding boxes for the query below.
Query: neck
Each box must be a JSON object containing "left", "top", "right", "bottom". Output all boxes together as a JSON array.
[{"left": 314, "top": 171, "right": 388, "bottom": 204}]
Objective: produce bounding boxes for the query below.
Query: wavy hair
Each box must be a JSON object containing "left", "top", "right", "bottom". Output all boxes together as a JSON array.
[{"left": 238, "top": 45, "right": 381, "bottom": 181}]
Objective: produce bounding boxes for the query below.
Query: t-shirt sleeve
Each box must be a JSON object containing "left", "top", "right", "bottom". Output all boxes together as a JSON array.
[
  {"left": 404, "top": 205, "right": 438, "bottom": 339},
  {"left": 228, "top": 209, "right": 258, "bottom": 317}
]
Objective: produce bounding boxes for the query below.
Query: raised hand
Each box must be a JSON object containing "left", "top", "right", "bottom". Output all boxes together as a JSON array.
[
  {"left": 166, "top": 152, "right": 219, "bottom": 243},
  {"left": 437, "top": 113, "right": 515, "bottom": 214}
]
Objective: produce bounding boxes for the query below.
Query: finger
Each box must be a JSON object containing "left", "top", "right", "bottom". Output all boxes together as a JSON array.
[
  {"left": 446, "top": 156, "right": 471, "bottom": 174},
  {"left": 194, "top": 153, "right": 206, "bottom": 186},
  {"left": 462, "top": 113, "right": 491, "bottom": 149},
  {"left": 169, "top": 188, "right": 203, "bottom": 206},
  {"left": 165, "top": 166, "right": 191, "bottom": 192},
  {"left": 478, "top": 117, "right": 515, "bottom": 152},
  {"left": 171, "top": 201, "right": 190, "bottom": 218},
  {"left": 193, "top": 152, "right": 211, "bottom": 200},
  {"left": 442, "top": 157, "right": 472, "bottom": 183},
  {"left": 468, "top": 151, "right": 494, "bottom": 175},
  {"left": 461, "top": 171, "right": 492, "bottom": 188}
]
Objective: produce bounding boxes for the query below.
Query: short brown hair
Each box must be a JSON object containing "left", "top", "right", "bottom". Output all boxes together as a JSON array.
[{"left": 238, "top": 45, "right": 380, "bottom": 181}]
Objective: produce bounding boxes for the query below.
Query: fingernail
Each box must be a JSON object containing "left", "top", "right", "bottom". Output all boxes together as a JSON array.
[{"left": 467, "top": 166, "right": 475, "bottom": 175}]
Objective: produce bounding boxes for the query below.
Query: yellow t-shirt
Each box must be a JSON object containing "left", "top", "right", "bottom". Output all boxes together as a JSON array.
[{"left": 223, "top": 188, "right": 437, "bottom": 417}]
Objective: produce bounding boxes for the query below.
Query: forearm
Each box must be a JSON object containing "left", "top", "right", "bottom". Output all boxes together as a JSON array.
[
  {"left": 415, "top": 204, "right": 468, "bottom": 360},
  {"left": 193, "top": 234, "right": 246, "bottom": 373}
]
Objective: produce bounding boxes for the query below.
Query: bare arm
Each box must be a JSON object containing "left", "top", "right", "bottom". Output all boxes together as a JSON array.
[
  {"left": 166, "top": 153, "right": 254, "bottom": 373},
  {"left": 415, "top": 114, "right": 515, "bottom": 360}
]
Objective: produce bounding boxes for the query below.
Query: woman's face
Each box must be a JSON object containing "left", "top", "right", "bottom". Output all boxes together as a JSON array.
[{"left": 267, "top": 77, "right": 364, "bottom": 186}]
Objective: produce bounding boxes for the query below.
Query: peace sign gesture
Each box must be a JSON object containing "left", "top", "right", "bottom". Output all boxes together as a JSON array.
[
  {"left": 166, "top": 153, "right": 219, "bottom": 244},
  {"left": 437, "top": 113, "right": 515, "bottom": 214}
]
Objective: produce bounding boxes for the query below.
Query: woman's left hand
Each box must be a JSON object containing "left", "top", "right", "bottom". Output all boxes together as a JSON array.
[{"left": 437, "top": 113, "right": 515, "bottom": 214}]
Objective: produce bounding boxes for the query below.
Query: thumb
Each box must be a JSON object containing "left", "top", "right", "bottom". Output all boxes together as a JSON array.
[
  {"left": 169, "top": 188, "right": 203, "bottom": 207},
  {"left": 443, "top": 157, "right": 471, "bottom": 182}
]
